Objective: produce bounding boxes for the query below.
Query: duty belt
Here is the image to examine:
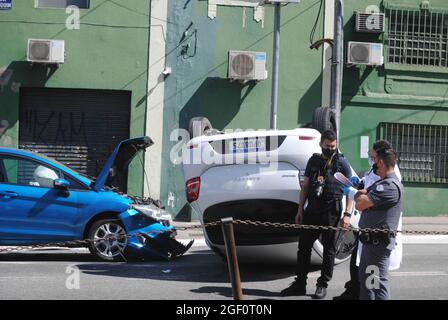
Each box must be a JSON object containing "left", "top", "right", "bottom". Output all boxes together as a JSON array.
[{"left": 359, "top": 230, "right": 397, "bottom": 246}]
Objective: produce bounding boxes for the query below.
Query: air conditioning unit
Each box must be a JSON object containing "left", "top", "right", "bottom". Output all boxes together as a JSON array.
[
  {"left": 347, "top": 42, "right": 384, "bottom": 66},
  {"left": 355, "top": 12, "right": 385, "bottom": 33},
  {"left": 263, "top": 0, "right": 301, "bottom": 4},
  {"left": 228, "top": 50, "right": 267, "bottom": 81},
  {"left": 27, "top": 39, "right": 65, "bottom": 64}
]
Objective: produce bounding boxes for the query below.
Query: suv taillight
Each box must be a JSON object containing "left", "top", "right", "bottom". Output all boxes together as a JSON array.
[{"left": 186, "top": 177, "right": 201, "bottom": 203}]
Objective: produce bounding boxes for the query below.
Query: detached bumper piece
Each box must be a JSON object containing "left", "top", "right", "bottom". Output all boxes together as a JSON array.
[{"left": 125, "top": 230, "right": 194, "bottom": 261}]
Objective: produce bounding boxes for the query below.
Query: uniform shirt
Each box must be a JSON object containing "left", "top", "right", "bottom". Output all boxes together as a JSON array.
[
  {"left": 304, "top": 153, "right": 352, "bottom": 210},
  {"left": 358, "top": 172, "right": 403, "bottom": 250}
]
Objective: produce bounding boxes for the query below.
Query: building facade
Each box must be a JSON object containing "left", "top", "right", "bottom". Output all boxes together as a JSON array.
[
  {"left": 0, "top": 0, "right": 150, "bottom": 195},
  {"left": 2, "top": 0, "right": 447, "bottom": 217},
  {"left": 339, "top": 0, "right": 448, "bottom": 216}
]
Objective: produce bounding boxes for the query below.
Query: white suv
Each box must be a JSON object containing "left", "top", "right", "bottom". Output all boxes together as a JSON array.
[{"left": 182, "top": 126, "right": 359, "bottom": 264}]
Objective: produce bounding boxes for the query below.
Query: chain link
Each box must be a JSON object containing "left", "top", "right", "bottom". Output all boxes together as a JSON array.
[{"left": 1, "top": 219, "right": 447, "bottom": 255}]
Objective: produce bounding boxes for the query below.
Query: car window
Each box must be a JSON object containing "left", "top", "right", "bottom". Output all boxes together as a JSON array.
[
  {"left": 1, "top": 156, "right": 61, "bottom": 188},
  {"left": 64, "top": 175, "right": 88, "bottom": 191},
  {"left": 0, "top": 158, "right": 6, "bottom": 183}
]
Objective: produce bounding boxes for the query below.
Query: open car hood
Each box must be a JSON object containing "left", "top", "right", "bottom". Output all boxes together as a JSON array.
[{"left": 93, "top": 136, "right": 154, "bottom": 191}]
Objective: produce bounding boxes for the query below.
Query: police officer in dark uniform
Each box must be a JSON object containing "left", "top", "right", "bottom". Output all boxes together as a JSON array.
[
  {"left": 281, "top": 129, "right": 353, "bottom": 299},
  {"left": 342, "top": 147, "right": 403, "bottom": 300}
]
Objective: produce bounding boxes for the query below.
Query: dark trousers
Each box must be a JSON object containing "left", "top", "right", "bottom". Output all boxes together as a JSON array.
[
  {"left": 295, "top": 207, "right": 341, "bottom": 288},
  {"left": 358, "top": 244, "right": 392, "bottom": 300},
  {"left": 343, "top": 238, "right": 360, "bottom": 296}
]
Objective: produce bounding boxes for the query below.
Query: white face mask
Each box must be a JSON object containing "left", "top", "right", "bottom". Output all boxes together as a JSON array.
[{"left": 368, "top": 157, "right": 375, "bottom": 167}]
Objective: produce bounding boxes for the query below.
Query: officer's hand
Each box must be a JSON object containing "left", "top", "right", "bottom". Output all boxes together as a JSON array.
[
  {"left": 349, "top": 176, "right": 361, "bottom": 187},
  {"left": 340, "top": 216, "right": 351, "bottom": 229}
]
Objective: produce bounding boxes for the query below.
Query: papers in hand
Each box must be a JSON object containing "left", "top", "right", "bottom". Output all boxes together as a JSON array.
[{"left": 334, "top": 172, "right": 354, "bottom": 187}]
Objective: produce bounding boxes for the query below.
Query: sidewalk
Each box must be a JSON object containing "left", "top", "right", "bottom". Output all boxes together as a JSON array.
[{"left": 402, "top": 216, "right": 448, "bottom": 232}]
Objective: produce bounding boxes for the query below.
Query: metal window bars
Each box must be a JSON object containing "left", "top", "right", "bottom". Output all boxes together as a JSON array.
[
  {"left": 380, "top": 122, "right": 448, "bottom": 183},
  {"left": 387, "top": 7, "right": 448, "bottom": 67}
]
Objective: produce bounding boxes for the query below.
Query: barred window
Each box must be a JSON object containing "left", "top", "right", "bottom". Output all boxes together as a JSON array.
[
  {"left": 36, "top": 0, "right": 90, "bottom": 9},
  {"left": 379, "top": 123, "right": 448, "bottom": 183},
  {"left": 387, "top": 7, "right": 448, "bottom": 67}
]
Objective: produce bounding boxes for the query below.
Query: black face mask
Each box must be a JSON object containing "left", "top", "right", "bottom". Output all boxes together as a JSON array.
[
  {"left": 322, "top": 148, "right": 336, "bottom": 158},
  {"left": 372, "top": 163, "right": 378, "bottom": 175}
]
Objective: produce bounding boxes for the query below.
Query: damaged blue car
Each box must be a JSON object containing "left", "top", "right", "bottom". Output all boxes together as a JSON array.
[{"left": 0, "top": 137, "right": 193, "bottom": 262}]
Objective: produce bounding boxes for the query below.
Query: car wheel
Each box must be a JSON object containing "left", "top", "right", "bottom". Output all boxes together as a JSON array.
[
  {"left": 88, "top": 219, "right": 128, "bottom": 262},
  {"left": 312, "top": 107, "right": 337, "bottom": 134},
  {"left": 188, "top": 117, "right": 213, "bottom": 139}
]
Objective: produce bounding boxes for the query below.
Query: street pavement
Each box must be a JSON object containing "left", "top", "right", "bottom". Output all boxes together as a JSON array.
[{"left": 1, "top": 216, "right": 447, "bottom": 300}]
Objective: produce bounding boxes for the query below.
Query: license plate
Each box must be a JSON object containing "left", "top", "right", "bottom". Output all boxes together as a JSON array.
[{"left": 230, "top": 138, "right": 266, "bottom": 153}]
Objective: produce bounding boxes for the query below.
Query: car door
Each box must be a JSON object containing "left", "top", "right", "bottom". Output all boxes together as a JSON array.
[{"left": 0, "top": 154, "right": 80, "bottom": 244}]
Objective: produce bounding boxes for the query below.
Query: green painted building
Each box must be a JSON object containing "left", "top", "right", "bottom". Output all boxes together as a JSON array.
[
  {"left": 158, "top": 0, "right": 448, "bottom": 217},
  {"left": 340, "top": 0, "right": 448, "bottom": 216},
  {"left": 1, "top": 0, "right": 447, "bottom": 217},
  {"left": 0, "top": 0, "right": 150, "bottom": 196}
]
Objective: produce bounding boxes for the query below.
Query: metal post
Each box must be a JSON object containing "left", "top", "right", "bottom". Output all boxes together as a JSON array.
[
  {"left": 331, "top": 0, "right": 344, "bottom": 140},
  {"left": 270, "top": 3, "right": 281, "bottom": 130},
  {"left": 220, "top": 217, "right": 243, "bottom": 300}
]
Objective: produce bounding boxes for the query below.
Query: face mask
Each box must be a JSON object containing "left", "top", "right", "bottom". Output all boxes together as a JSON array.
[
  {"left": 322, "top": 148, "right": 336, "bottom": 158},
  {"left": 368, "top": 157, "right": 375, "bottom": 167},
  {"left": 372, "top": 163, "right": 378, "bottom": 175}
]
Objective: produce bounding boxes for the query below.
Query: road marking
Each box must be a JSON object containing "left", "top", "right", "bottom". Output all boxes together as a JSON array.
[
  {"left": 402, "top": 235, "right": 448, "bottom": 244},
  {"left": 390, "top": 271, "right": 448, "bottom": 277}
]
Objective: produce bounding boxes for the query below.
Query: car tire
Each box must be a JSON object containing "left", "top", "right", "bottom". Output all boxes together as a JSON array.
[
  {"left": 87, "top": 219, "right": 128, "bottom": 262},
  {"left": 312, "top": 107, "right": 337, "bottom": 134},
  {"left": 188, "top": 117, "right": 213, "bottom": 139}
]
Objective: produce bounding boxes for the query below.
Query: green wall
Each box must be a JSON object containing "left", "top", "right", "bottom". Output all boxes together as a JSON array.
[
  {"left": 0, "top": 0, "right": 151, "bottom": 196},
  {"left": 340, "top": 0, "right": 448, "bottom": 216},
  {"left": 161, "top": 0, "right": 325, "bottom": 218}
]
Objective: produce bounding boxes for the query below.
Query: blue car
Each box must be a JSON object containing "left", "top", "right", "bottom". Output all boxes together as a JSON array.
[{"left": 0, "top": 137, "right": 193, "bottom": 261}]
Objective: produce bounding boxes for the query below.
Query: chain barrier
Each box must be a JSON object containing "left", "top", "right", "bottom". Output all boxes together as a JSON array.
[{"left": 1, "top": 219, "right": 447, "bottom": 255}]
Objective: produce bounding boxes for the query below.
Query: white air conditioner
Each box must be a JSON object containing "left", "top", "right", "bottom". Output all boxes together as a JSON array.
[
  {"left": 27, "top": 39, "right": 65, "bottom": 64},
  {"left": 228, "top": 50, "right": 267, "bottom": 81},
  {"left": 347, "top": 42, "right": 384, "bottom": 66},
  {"left": 264, "top": 0, "right": 301, "bottom": 4},
  {"left": 355, "top": 12, "right": 385, "bottom": 33}
]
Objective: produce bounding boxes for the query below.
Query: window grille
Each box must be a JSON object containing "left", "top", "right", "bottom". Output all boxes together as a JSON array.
[
  {"left": 386, "top": 7, "right": 448, "bottom": 67},
  {"left": 379, "top": 122, "right": 448, "bottom": 183},
  {"left": 36, "top": 0, "right": 90, "bottom": 9}
]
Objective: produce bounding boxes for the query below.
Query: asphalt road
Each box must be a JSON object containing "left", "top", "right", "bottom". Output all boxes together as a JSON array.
[{"left": 0, "top": 243, "right": 447, "bottom": 300}]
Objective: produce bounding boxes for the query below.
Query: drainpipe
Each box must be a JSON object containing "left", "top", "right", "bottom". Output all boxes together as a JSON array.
[{"left": 330, "top": 0, "right": 344, "bottom": 139}]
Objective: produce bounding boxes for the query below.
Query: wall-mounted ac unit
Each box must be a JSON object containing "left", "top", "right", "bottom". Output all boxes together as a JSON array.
[
  {"left": 228, "top": 50, "right": 267, "bottom": 81},
  {"left": 27, "top": 39, "right": 65, "bottom": 64},
  {"left": 347, "top": 42, "right": 384, "bottom": 66},
  {"left": 355, "top": 12, "right": 385, "bottom": 33},
  {"left": 263, "top": 0, "right": 301, "bottom": 4}
]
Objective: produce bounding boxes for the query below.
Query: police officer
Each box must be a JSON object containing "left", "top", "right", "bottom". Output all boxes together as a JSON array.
[
  {"left": 343, "top": 146, "right": 403, "bottom": 300},
  {"left": 281, "top": 129, "right": 353, "bottom": 299},
  {"left": 334, "top": 140, "right": 403, "bottom": 300}
]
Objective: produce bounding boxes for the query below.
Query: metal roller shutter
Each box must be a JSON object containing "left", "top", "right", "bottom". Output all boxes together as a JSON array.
[{"left": 19, "top": 87, "right": 131, "bottom": 191}]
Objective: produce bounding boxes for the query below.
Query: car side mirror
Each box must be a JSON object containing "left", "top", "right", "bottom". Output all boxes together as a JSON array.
[{"left": 54, "top": 178, "right": 70, "bottom": 191}]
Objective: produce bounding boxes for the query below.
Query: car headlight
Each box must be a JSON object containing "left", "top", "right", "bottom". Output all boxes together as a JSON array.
[{"left": 132, "top": 204, "right": 172, "bottom": 226}]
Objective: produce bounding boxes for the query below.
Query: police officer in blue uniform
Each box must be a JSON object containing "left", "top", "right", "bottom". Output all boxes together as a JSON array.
[
  {"left": 281, "top": 129, "right": 353, "bottom": 299},
  {"left": 343, "top": 146, "right": 403, "bottom": 300}
]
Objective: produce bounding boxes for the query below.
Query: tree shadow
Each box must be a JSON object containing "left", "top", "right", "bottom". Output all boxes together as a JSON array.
[{"left": 0, "top": 61, "right": 58, "bottom": 141}]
